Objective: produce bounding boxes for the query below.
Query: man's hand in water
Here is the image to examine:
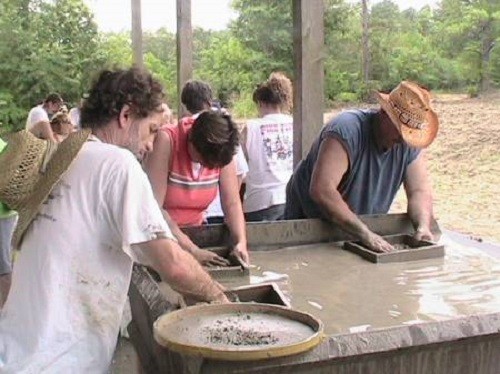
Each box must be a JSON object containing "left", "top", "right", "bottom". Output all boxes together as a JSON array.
[
  {"left": 414, "top": 226, "right": 434, "bottom": 242},
  {"left": 232, "top": 242, "right": 250, "bottom": 265},
  {"left": 191, "top": 248, "right": 230, "bottom": 267},
  {"left": 360, "top": 231, "right": 394, "bottom": 253}
]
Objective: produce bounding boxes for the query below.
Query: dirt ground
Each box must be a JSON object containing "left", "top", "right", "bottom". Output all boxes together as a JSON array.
[{"left": 326, "top": 91, "right": 500, "bottom": 244}]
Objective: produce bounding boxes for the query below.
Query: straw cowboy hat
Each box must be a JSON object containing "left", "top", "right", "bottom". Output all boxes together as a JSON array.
[
  {"left": 0, "top": 129, "right": 90, "bottom": 247},
  {"left": 375, "top": 81, "right": 439, "bottom": 148}
]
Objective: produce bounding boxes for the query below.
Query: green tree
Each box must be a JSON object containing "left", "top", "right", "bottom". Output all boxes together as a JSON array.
[
  {"left": 230, "top": 0, "right": 293, "bottom": 74},
  {"left": 99, "top": 32, "right": 133, "bottom": 68},
  {"left": 0, "top": 0, "right": 103, "bottom": 131},
  {"left": 196, "top": 33, "right": 262, "bottom": 107},
  {"left": 434, "top": 0, "right": 500, "bottom": 91}
]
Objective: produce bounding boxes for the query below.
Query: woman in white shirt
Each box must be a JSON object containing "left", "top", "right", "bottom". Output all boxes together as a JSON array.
[{"left": 241, "top": 73, "right": 293, "bottom": 221}]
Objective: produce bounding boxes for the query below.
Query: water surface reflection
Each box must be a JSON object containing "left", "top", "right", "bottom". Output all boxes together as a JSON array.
[{"left": 222, "top": 235, "right": 500, "bottom": 335}]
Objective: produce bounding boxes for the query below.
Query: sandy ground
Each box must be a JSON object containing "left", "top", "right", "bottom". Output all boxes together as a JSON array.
[{"left": 112, "top": 91, "right": 500, "bottom": 372}]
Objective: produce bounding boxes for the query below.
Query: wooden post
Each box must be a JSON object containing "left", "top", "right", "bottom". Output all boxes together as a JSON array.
[
  {"left": 362, "top": 0, "right": 371, "bottom": 83},
  {"left": 292, "top": 0, "right": 325, "bottom": 166},
  {"left": 176, "top": 0, "right": 193, "bottom": 118},
  {"left": 131, "top": 0, "right": 143, "bottom": 68}
]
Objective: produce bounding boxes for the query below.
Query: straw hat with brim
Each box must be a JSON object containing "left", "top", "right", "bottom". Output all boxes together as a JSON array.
[
  {"left": 375, "top": 81, "right": 439, "bottom": 148},
  {"left": 0, "top": 129, "right": 90, "bottom": 247}
]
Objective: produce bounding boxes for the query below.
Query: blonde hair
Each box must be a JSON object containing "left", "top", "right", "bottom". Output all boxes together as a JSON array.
[{"left": 50, "top": 112, "right": 73, "bottom": 136}]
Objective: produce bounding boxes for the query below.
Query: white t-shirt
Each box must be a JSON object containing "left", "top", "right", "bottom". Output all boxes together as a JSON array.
[
  {"left": 69, "top": 107, "right": 81, "bottom": 129},
  {"left": 0, "top": 140, "right": 172, "bottom": 373},
  {"left": 243, "top": 113, "right": 294, "bottom": 213},
  {"left": 206, "top": 146, "right": 249, "bottom": 219},
  {"left": 25, "top": 105, "right": 49, "bottom": 130}
]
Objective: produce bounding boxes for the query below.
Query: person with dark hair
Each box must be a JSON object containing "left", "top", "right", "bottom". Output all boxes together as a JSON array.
[
  {"left": 0, "top": 67, "right": 228, "bottom": 372},
  {"left": 180, "top": 79, "right": 214, "bottom": 113},
  {"left": 25, "top": 92, "right": 63, "bottom": 142},
  {"left": 144, "top": 95, "right": 249, "bottom": 265},
  {"left": 241, "top": 73, "right": 294, "bottom": 221},
  {"left": 285, "top": 81, "right": 438, "bottom": 253}
]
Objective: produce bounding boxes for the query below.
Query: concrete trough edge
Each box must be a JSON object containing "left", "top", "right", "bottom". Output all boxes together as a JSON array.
[{"left": 325, "top": 312, "right": 500, "bottom": 357}]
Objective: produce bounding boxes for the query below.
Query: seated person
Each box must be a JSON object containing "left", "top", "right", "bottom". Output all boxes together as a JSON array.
[
  {"left": 285, "top": 81, "right": 439, "bottom": 253},
  {"left": 144, "top": 110, "right": 249, "bottom": 265},
  {"left": 241, "top": 72, "right": 293, "bottom": 221}
]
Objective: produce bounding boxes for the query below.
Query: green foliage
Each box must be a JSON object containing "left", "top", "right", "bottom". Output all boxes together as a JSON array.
[
  {"left": 231, "top": 91, "right": 258, "bottom": 119},
  {"left": 0, "top": 0, "right": 103, "bottom": 131},
  {"left": 467, "top": 85, "right": 479, "bottom": 98},
  {"left": 196, "top": 33, "right": 263, "bottom": 106},
  {"left": 0, "top": 0, "right": 499, "bottom": 131},
  {"left": 434, "top": 0, "right": 500, "bottom": 90},
  {"left": 336, "top": 92, "right": 359, "bottom": 103},
  {"left": 99, "top": 32, "right": 133, "bottom": 68},
  {"left": 230, "top": 0, "right": 293, "bottom": 74},
  {"left": 0, "top": 91, "right": 26, "bottom": 134},
  {"left": 489, "top": 42, "right": 500, "bottom": 85},
  {"left": 144, "top": 52, "right": 177, "bottom": 108}
]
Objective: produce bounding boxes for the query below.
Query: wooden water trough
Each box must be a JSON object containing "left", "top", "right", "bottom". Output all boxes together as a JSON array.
[{"left": 128, "top": 213, "right": 500, "bottom": 374}]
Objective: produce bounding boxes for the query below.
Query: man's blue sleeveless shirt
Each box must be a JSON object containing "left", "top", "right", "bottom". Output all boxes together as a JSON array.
[{"left": 288, "top": 109, "right": 420, "bottom": 217}]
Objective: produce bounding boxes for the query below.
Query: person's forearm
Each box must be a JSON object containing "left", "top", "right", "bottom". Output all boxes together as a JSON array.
[
  {"left": 164, "top": 253, "right": 226, "bottom": 303},
  {"left": 314, "top": 190, "right": 371, "bottom": 240},
  {"left": 161, "top": 209, "right": 199, "bottom": 253},
  {"left": 407, "top": 190, "right": 433, "bottom": 231},
  {"left": 222, "top": 199, "right": 247, "bottom": 247},
  {"left": 137, "top": 240, "right": 227, "bottom": 303},
  {"left": 32, "top": 121, "right": 57, "bottom": 142}
]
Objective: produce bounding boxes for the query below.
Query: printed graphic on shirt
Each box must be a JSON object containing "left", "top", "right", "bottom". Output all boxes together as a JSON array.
[{"left": 260, "top": 122, "right": 293, "bottom": 172}]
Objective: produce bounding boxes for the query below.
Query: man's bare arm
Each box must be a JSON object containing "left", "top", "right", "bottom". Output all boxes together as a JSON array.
[
  {"left": 309, "top": 137, "right": 393, "bottom": 252},
  {"left": 404, "top": 152, "right": 434, "bottom": 241},
  {"left": 30, "top": 120, "right": 57, "bottom": 142},
  {"left": 219, "top": 159, "right": 249, "bottom": 264},
  {"left": 133, "top": 238, "right": 228, "bottom": 303}
]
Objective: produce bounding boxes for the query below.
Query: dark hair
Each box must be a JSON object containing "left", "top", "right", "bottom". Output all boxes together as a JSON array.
[
  {"left": 253, "top": 73, "right": 293, "bottom": 112},
  {"left": 189, "top": 111, "right": 239, "bottom": 169},
  {"left": 181, "top": 80, "right": 213, "bottom": 114},
  {"left": 44, "top": 93, "right": 63, "bottom": 104},
  {"left": 80, "top": 68, "right": 165, "bottom": 129}
]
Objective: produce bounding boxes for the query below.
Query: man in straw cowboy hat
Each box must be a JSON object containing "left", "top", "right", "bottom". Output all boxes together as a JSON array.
[
  {"left": 0, "top": 68, "right": 228, "bottom": 373},
  {"left": 285, "top": 81, "right": 439, "bottom": 253}
]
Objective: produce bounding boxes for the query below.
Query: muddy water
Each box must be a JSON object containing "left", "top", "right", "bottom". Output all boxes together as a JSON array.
[{"left": 218, "top": 237, "right": 500, "bottom": 335}]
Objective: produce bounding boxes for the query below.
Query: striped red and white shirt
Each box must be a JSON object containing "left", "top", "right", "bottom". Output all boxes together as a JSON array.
[{"left": 162, "top": 117, "right": 220, "bottom": 226}]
